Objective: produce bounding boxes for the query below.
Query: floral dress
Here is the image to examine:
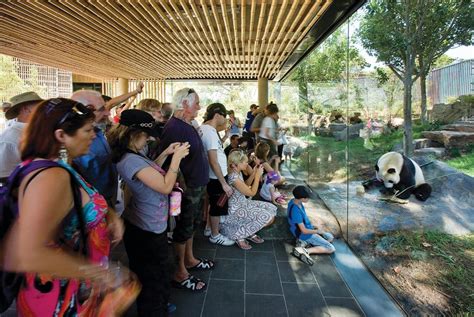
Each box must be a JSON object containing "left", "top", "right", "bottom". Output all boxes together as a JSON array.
[
  {"left": 221, "top": 172, "right": 277, "bottom": 240},
  {"left": 17, "top": 160, "right": 111, "bottom": 317}
]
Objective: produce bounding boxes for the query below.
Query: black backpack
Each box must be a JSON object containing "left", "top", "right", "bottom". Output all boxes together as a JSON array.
[{"left": 0, "top": 160, "right": 87, "bottom": 312}]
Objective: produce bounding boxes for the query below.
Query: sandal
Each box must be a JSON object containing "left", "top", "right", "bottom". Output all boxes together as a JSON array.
[
  {"left": 236, "top": 239, "right": 252, "bottom": 250},
  {"left": 171, "top": 275, "right": 207, "bottom": 292},
  {"left": 186, "top": 258, "right": 215, "bottom": 271},
  {"left": 247, "top": 234, "right": 264, "bottom": 244}
]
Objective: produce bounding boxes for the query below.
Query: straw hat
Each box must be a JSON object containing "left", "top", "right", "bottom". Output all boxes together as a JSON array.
[{"left": 6, "top": 91, "right": 43, "bottom": 120}]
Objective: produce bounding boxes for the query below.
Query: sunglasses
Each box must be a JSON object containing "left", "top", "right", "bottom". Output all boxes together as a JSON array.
[
  {"left": 187, "top": 88, "right": 196, "bottom": 96},
  {"left": 46, "top": 98, "right": 93, "bottom": 127}
]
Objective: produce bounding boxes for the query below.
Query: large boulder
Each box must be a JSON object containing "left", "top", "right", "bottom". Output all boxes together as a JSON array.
[
  {"left": 315, "top": 160, "right": 474, "bottom": 244},
  {"left": 422, "top": 130, "right": 474, "bottom": 149},
  {"left": 334, "top": 123, "right": 365, "bottom": 141}
]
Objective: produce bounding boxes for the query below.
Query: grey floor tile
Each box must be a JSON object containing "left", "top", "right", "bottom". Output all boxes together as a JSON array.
[
  {"left": 247, "top": 240, "right": 274, "bottom": 252},
  {"left": 325, "top": 298, "right": 365, "bottom": 317},
  {"left": 171, "top": 288, "right": 207, "bottom": 317},
  {"left": 194, "top": 248, "right": 216, "bottom": 260},
  {"left": 215, "top": 245, "right": 245, "bottom": 259},
  {"left": 277, "top": 261, "right": 316, "bottom": 284},
  {"left": 202, "top": 279, "right": 244, "bottom": 317},
  {"left": 246, "top": 262, "right": 283, "bottom": 295},
  {"left": 211, "top": 258, "right": 245, "bottom": 280},
  {"left": 194, "top": 237, "right": 217, "bottom": 250},
  {"left": 246, "top": 251, "right": 277, "bottom": 265},
  {"left": 310, "top": 256, "right": 352, "bottom": 298},
  {"left": 273, "top": 240, "right": 298, "bottom": 261},
  {"left": 282, "top": 283, "right": 330, "bottom": 317},
  {"left": 245, "top": 294, "right": 288, "bottom": 317}
]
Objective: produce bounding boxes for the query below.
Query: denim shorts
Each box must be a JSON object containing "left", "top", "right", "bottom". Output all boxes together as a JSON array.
[{"left": 302, "top": 232, "right": 335, "bottom": 252}]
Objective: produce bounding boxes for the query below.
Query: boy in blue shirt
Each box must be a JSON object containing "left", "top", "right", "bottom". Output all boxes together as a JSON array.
[{"left": 287, "top": 186, "right": 335, "bottom": 265}]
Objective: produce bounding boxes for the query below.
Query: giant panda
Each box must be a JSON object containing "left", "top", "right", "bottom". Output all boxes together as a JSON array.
[{"left": 375, "top": 152, "right": 432, "bottom": 201}]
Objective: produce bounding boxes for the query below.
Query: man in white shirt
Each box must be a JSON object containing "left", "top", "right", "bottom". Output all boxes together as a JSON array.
[
  {"left": 200, "top": 103, "right": 235, "bottom": 246},
  {"left": 0, "top": 92, "right": 43, "bottom": 184}
]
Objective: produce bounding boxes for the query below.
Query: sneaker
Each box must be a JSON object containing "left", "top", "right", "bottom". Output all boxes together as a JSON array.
[
  {"left": 209, "top": 233, "right": 235, "bottom": 246},
  {"left": 295, "top": 239, "right": 308, "bottom": 248},
  {"left": 203, "top": 227, "right": 212, "bottom": 237},
  {"left": 292, "top": 247, "right": 314, "bottom": 266}
]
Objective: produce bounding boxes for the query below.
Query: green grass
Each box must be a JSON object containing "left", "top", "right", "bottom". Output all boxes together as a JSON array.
[
  {"left": 381, "top": 230, "right": 474, "bottom": 314},
  {"left": 290, "top": 122, "right": 465, "bottom": 181},
  {"left": 445, "top": 152, "right": 474, "bottom": 177}
]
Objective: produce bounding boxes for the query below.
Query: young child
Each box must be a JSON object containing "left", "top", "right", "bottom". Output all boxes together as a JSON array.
[
  {"left": 260, "top": 171, "right": 286, "bottom": 204},
  {"left": 220, "top": 150, "right": 277, "bottom": 250},
  {"left": 287, "top": 186, "right": 335, "bottom": 265}
]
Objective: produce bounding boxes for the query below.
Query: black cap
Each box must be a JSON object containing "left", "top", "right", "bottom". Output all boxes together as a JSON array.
[
  {"left": 205, "top": 103, "right": 227, "bottom": 121},
  {"left": 120, "top": 109, "right": 160, "bottom": 137},
  {"left": 293, "top": 186, "right": 311, "bottom": 199}
]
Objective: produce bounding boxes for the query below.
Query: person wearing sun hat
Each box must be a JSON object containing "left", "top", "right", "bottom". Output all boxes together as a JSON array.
[
  {"left": 108, "top": 109, "right": 190, "bottom": 316},
  {"left": 0, "top": 91, "right": 43, "bottom": 183}
]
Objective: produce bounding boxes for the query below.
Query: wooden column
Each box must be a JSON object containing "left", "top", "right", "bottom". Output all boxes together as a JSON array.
[
  {"left": 258, "top": 77, "right": 268, "bottom": 108},
  {"left": 117, "top": 78, "right": 129, "bottom": 96}
]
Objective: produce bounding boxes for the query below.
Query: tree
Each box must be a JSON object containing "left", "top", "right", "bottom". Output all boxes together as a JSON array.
[
  {"left": 374, "top": 67, "right": 403, "bottom": 121},
  {"left": 416, "top": 1, "right": 472, "bottom": 123},
  {"left": 359, "top": 0, "right": 473, "bottom": 155},
  {"left": 0, "top": 55, "right": 26, "bottom": 101},
  {"left": 288, "top": 28, "right": 367, "bottom": 128},
  {"left": 433, "top": 54, "right": 455, "bottom": 69}
]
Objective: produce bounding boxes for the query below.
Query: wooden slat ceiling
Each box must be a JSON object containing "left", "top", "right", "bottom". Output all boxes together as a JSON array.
[{"left": 0, "top": 0, "right": 334, "bottom": 80}]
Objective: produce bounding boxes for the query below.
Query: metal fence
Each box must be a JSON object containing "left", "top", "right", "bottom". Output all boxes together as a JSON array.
[{"left": 429, "top": 59, "right": 474, "bottom": 105}]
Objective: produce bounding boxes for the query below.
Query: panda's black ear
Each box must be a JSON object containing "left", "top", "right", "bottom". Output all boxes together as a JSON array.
[
  {"left": 388, "top": 168, "right": 396, "bottom": 174},
  {"left": 375, "top": 165, "right": 379, "bottom": 171}
]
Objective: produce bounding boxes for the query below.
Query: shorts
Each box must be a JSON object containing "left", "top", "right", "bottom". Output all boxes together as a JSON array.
[
  {"left": 207, "top": 178, "right": 229, "bottom": 217},
  {"left": 301, "top": 232, "right": 335, "bottom": 252},
  {"left": 172, "top": 185, "right": 206, "bottom": 244}
]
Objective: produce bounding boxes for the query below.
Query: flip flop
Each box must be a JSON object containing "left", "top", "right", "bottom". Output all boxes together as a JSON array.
[
  {"left": 247, "top": 234, "right": 264, "bottom": 244},
  {"left": 171, "top": 275, "right": 207, "bottom": 292},
  {"left": 186, "top": 258, "right": 215, "bottom": 271}
]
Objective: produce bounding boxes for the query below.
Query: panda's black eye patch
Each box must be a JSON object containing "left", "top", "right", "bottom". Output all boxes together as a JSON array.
[
  {"left": 387, "top": 168, "right": 396, "bottom": 174},
  {"left": 375, "top": 165, "right": 379, "bottom": 171}
]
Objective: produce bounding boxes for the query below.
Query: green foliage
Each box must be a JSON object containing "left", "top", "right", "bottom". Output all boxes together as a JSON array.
[
  {"left": 0, "top": 55, "right": 26, "bottom": 101},
  {"left": 433, "top": 54, "right": 455, "bottom": 69},
  {"left": 445, "top": 151, "right": 474, "bottom": 177}
]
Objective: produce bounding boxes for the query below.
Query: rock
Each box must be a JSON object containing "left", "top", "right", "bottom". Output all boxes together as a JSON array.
[
  {"left": 315, "top": 160, "right": 474, "bottom": 247},
  {"left": 378, "top": 216, "right": 400, "bottom": 233},
  {"left": 329, "top": 123, "right": 346, "bottom": 134},
  {"left": 334, "top": 123, "right": 365, "bottom": 141},
  {"left": 414, "top": 147, "right": 446, "bottom": 158},
  {"left": 441, "top": 123, "right": 474, "bottom": 133},
  {"left": 431, "top": 100, "right": 474, "bottom": 124},
  {"left": 413, "top": 138, "right": 443, "bottom": 149},
  {"left": 422, "top": 130, "right": 474, "bottom": 149}
]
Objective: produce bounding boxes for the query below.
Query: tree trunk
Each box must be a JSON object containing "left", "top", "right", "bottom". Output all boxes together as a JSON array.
[
  {"left": 298, "top": 78, "right": 311, "bottom": 131},
  {"left": 403, "top": 66, "right": 415, "bottom": 156},
  {"left": 420, "top": 71, "right": 427, "bottom": 123}
]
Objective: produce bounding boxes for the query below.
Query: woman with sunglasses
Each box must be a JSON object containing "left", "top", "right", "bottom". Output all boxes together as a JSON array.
[
  {"left": 108, "top": 109, "right": 190, "bottom": 316},
  {"left": 1, "top": 98, "right": 136, "bottom": 316}
]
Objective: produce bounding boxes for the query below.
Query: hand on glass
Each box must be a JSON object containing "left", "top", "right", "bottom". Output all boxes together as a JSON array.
[
  {"left": 165, "top": 142, "right": 181, "bottom": 155},
  {"left": 173, "top": 142, "right": 190, "bottom": 160},
  {"left": 136, "top": 81, "right": 144, "bottom": 94}
]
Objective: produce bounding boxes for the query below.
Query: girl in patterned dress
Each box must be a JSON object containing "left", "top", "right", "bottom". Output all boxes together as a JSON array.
[{"left": 221, "top": 150, "right": 277, "bottom": 250}]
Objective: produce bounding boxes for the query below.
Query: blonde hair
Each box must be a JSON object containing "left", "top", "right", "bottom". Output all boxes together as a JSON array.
[
  {"left": 227, "top": 150, "right": 247, "bottom": 168},
  {"left": 136, "top": 98, "right": 161, "bottom": 112}
]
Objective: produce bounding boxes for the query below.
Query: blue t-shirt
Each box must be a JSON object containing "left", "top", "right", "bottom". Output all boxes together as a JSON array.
[
  {"left": 287, "top": 199, "right": 314, "bottom": 241},
  {"left": 159, "top": 117, "right": 209, "bottom": 188},
  {"left": 74, "top": 129, "right": 117, "bottom": 205},
  {"left": 243, "top": 111, "right": 255, "bottom": 132},
  {"left": 117, "top": 153, "right": 169, "bottom": 234}
]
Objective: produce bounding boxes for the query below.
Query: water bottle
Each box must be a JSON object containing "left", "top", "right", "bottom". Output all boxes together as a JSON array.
[{"left": 169, "top": 183, "right": 183, "bottom": 216}]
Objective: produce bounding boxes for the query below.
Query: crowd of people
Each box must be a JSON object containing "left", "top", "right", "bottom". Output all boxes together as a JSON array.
[{"left": 0, "top": 86, "right": 335, "bottom": 316}]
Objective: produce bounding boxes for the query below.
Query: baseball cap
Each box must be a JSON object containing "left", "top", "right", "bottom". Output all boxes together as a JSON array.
[{"left": 120, "top": 109, "right": 160, "bottom": 137}]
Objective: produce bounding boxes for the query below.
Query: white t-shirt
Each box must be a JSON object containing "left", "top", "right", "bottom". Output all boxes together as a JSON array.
[
  {"left": 0, "top": 121, "right": 26, "bottom": 178},
  {"left": 200, "top": 124, "right": 227, "bottom": 179},
  {"left": 259, "top": 116, "right": 277, "bottom": 140},
  {"left": 260, "top": 180, "right": 274, "bottom": 201}
]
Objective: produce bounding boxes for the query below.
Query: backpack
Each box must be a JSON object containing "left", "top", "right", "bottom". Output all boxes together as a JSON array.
[{"left": 0, "top": 160, "right": 87, "bottom": 312}]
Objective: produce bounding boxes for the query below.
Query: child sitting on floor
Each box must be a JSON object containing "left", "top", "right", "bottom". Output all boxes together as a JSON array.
[
  {"left": 260, "top": 171, "right": 287, "bottom": 204},
  {"left": 287, "top": 186, "right": 335, "bottom": 265}
]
